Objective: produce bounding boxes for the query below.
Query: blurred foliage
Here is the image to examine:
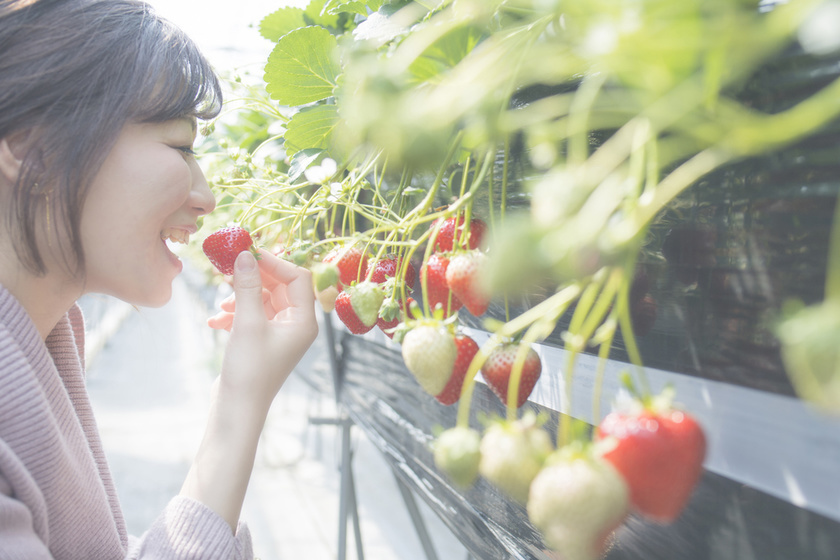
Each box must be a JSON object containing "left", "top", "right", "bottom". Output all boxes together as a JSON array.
[{"left": 198, "top": 0, "right": 840, "bottom": 414}]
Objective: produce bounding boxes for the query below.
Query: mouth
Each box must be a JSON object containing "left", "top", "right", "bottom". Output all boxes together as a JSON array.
[{"left": 160, "top": 227, "right": 192, "bottom": 245}]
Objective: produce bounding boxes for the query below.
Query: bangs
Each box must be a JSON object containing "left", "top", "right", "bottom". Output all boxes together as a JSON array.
[{"left": 130, "top": 14, "right": 222, "bottom": 123}]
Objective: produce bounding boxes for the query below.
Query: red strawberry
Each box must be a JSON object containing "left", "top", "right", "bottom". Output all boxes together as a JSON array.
[
  {"left": 435, "top": 334, "right": 479, "bottom": 405},
  {"left": 478, "top": 413, "right": 554, "bottom": 504},
  {"left": 420, "top": 253, "right": 463, "bottom": 316},
  {"left": 481, "top": 343, "right": 542, "bottom": 408},
  {"left": 528, "top": 449, "right": 629, "bottom": 560},
  {"left": 431, "top": 216, "right": 487, "bottom": 252},
  {"left": 376, "top": 297, "right": 416, "bottom": 339},
  {"left": 369, "top": 254, "right": 417, "bottom": 291},
  {"left": 323, "top": 245, "right": 369, "bottom": 291},
  {"left": 202, "top": 226, "right": 257, "bottom": 275},
  {"left": 401, "top": 321, "right": 457, "bottom": 396},
  {"left": 335, "top": 290, "right": 374, "bottom": 334},
  {"left": 597, "top": 401, "right": 706, "bottom": 523},
  {"left": 445, "top": 250, "right": 490, "bottom": 317}
]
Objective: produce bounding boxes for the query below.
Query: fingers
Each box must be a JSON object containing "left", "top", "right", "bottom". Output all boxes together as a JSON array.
[
  {"left": 231, "top": 251, "right": 265, "bottom": 332},
  {"left": 256, "top": 249, "right": 315, "bottom": 311}
]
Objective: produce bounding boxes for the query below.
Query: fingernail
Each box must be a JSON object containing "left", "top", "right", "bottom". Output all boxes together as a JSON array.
[{"left": 236, "top": 250, "right": 256, "bottom": 272}]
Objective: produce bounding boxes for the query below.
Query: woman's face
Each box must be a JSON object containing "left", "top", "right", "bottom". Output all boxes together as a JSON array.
[{"left": 78, "top": 119, "right": 215, "bottom": 306}]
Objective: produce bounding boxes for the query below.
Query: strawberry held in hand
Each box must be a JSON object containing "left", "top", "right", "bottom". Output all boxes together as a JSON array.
[
  {"left": 481, "top": 343, "right": 542, "bottom": 408},
  {"left": 401, "top": 320, "right": 457, "bottom": 396},
  {"left": 202, "top": 226, "right": 258, "bottom": 275},
  {"left": 528, "top": 448, "right": 629, "bottom": 560},
  {"left": 596, "top": 388, "right": 706, "bottom": 523},
  {"left": 445, "top": 250, "right": 491, "bottom": 317},
  {"left": 435, "top": 334, "right": 479, "bottom": 405}
]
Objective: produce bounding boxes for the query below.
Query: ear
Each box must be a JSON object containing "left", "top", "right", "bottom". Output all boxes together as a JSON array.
[{"left": 0, "top": 137, "right": 22, "bottom": 185}]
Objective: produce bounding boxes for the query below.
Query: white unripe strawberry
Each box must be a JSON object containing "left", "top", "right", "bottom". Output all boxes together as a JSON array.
[
  {"left": 348, "top": 281, "right": 385, "bottom": 327},
  {"left": 527, "top": 450, "right": 629, "bottom": 560},
  {"left": 401, "top": 323, "right": 457, "bottom": 395},
  {"left": 433, "top": 426, "right": 481, "bottom": 488},
  {"left": 478, "top": 414, "right": 553, "bottom": 504}
]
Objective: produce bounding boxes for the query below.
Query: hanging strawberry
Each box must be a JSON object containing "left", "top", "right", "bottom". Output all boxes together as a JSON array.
[
  {"left": 445, "top": 250, "right": 491, "bottom": 317},
  {"left": 478, "top": 413, "right": 554, "bottom": 504},
  {"left": 433, "top": 426, "right": 482, "bottom": 488},
  {"left": 420, "top": 253, "right": 463, "bottom": 316},
  {"left": 527, "top": 447, "right": 629, "bottom": 560},
  {"left": 376, "top": 297, "right": 416, "bottom": 339},
  {"left": 431, "top": 216, "right": 487, "bottom": 252},
  {"left": 401, "top": 320, "right": 457, "bottom": 396},
  {"left": 480, "top": 343, "right": 542, "bottom": 408},
  {"left": 596, "top": 387, "right": 706, "bottom": 523},
  {"left": 435, "top": 334, "right": 479, "bottom": 405},
  {"left": 369, "top": 253, "right": 417, "bottom": 291},
  {"left": 323, "top": 245, "right": 369, "bottom": 291}
]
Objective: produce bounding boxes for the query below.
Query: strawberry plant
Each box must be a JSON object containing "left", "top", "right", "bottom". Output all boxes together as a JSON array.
[{"left": 198, "top": 0, "right": 840, "bottom": 555}]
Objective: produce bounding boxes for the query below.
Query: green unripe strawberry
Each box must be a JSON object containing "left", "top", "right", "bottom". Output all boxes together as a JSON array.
[
  {"left": 433, "top": 427, "right": 481, "bottom": 488},
  {"left": 401, "top": 322, "right": 457, "bottom": 395},
  {"left": 528, "top": 449, "right": 629, "bottom": 560},
  {"left": 478, "top": 414, "right": 553, "bottom": 504},
  {"left": 348, "top": 281, "right": 385, "bottom": 327}
]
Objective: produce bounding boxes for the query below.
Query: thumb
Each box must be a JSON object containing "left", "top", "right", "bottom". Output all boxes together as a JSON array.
[{"left": 231, "top": 250, "right": 264, "bottom": 330}]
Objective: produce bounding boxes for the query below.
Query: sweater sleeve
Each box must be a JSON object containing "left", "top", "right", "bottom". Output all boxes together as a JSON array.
[
  {"left": 125, "top": 496, "right": 253, "bottom": 560},
  {"left": 0, "top": 483, "right": 52, "bottom": 560}
]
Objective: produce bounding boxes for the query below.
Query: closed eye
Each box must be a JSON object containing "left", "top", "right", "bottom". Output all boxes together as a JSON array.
[{"left": 176, "top": 146, "right": 196, "bottom": 156}]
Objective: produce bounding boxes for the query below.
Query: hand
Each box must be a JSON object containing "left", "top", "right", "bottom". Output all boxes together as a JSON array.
[{"left": 209, "top": 248, "right": 318, "bottom": 411}]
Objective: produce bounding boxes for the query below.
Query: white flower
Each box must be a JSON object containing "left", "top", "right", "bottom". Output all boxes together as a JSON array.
[{"left": 304, "top": 158, "right": 337, "bottom": 185}]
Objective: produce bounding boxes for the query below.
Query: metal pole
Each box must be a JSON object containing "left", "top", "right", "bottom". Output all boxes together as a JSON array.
[
  {"left": 393, "top": 472, "right": 440, "bottom": 560},
  {"left": 337, "top": 419, "right": 352, "bottom": 560},
  {"left": 347, "top": 455, "right": 365, "bottom": 560}
]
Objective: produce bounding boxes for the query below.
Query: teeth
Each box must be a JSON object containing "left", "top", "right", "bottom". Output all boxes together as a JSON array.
[{"left": 161, "top": 228, "right": 191, "bottom": 245}]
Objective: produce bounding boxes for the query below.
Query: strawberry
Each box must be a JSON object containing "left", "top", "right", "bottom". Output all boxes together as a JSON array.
[
  {"left": 315, "top": 285, "right": 339, "bottom": 313},
  {"left": 202, "top": 226, "right": 257, "bottom": 275},
  {"left": 433, "top": 426, "right": 482, "bottom": 488},
  {"left": 376, "top": 297, "right": 416, "bottom": 339},
  {"left": 527, "top": 448, "right": 629, "bottom": 560},
  {"left": 369, "top": 254, "right": 417, "bottom": 291},
  {"left": 401, "top": 321, "right": 457, "bottom": 396},
  {"left": 445, "top": 250, "right": 490, "bottom": 317},
  {"left": 435, "top": 334, "right": 479, "bottom": 405},
  {"left": 323, "top": 245, "right": 369, "bottom": 291},
  {"left": 480, "top": 343, "right": 542, "bottom": 408},
  {"left": 597, "top": 399, "right": 706, "bottom": 523},
  {"left": 420, "top": 253, "right": 463, "bottom": 316},
  {"left": 431, "top": 216, "right": 487, "bottom": 252},
  {"left": 478, "top": 413, "right": 554, "bottom": 504},
  {"left": 347, "top": 281, "right": 385, "bottom": 328},
  {"left": 334, "top": 290, "right": 374, "bottom": 334}
]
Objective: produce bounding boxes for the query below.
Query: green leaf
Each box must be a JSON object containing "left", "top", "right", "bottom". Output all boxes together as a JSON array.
[
  {"left": 259, "top": 7, "right": 306, "bottom": 42},
  {"left": 408, "top": 25, "right": 485, "bottom": 84},
  {"left": 304, "top": 0, "right": 339, "bottom": 28},
  {"left": 265, "top": 26, "right": 341, "bottom": 107},
  {"left": 324, "top": 0, "right": 386, "bottom": 16},
  {"left": 288, "top": 148, "right": 326, "bottom": 181},
  {"left": 284, "top": 105, "right": 340, "bottom": 155}
]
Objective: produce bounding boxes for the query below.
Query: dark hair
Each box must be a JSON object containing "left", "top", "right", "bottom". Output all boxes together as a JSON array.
[{"left": 0, "top": 0, "right": 223, "bottom": 275}]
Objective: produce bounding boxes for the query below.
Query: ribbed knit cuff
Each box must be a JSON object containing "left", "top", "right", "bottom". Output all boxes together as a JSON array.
[{"left": 129, "top": 495, "right": 253, "bottom": 560}]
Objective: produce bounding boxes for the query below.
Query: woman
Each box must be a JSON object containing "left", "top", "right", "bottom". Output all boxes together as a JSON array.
[{"left": 0, "top": 0, "right": 318, "bottom": 558}]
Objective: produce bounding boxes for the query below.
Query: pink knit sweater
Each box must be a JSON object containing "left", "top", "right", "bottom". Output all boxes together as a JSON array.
[{"left": 0, "top": 286, "right": 253, "bottom": 559}]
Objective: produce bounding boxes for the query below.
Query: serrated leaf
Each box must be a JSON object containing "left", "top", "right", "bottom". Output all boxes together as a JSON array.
[
  {"left": 288, "top": 148, "right": 326, "bottom": 181},
  {"left": 259, "top": 7, "right": 306, "bottom": 42},
  {"left": 265, "top": 26, "right": 340, "bottom": 106},
  {"left": 284, "top": 105, "right": 340, "bottom": 155},
  {"left": 324, "top": 0, "right": 386, "bottom": 16},
  {"left": 304, "top": 0, "right": 339, "bottom": 28}
]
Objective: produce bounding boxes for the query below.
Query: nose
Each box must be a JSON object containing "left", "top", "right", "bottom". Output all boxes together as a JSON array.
[{"left": 190, "top": 163, "right": 216, "bottom": 216}]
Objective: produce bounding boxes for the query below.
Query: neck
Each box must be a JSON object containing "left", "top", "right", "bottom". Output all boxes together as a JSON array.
[{"left": 0, "top": 244, "right": 81, "bottom": 340}]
